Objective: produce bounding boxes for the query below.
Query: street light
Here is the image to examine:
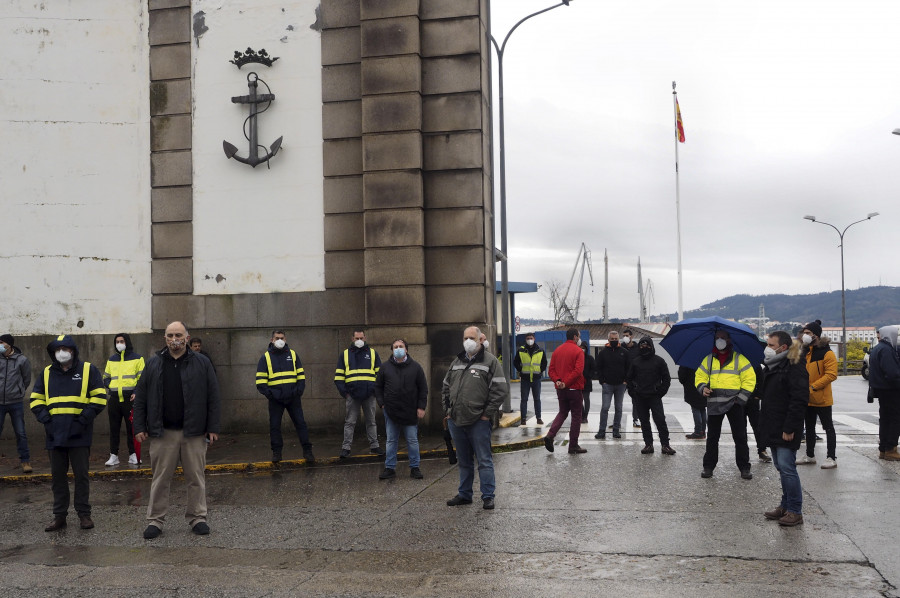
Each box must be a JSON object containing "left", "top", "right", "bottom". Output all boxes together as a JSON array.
[
  {"left": 803, "top": 212, "right": 880, "bottom": 375},
  {"left": 490, "top": 1, "right": 573, "bottom": 409}
]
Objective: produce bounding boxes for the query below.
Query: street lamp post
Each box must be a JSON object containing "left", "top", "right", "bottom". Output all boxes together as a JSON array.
[
  {"left": 803, "top": 212, "right": 880, "bottom": 375},
  {"left": 490, "top": 1, "right": 572, "bottom": 410}
]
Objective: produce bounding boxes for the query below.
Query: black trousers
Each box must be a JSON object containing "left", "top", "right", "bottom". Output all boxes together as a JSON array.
[
  {"left": 744, "top": 397, "right": 764, "bottom": 453},
  {"left": 107, "top": 397, "right": 135, "bottom": 455},
  {"left": 805, "top": 405, "right": 836, "bottom": 459},
  {"left": 703, "top": 402, "right": 750, "bottom": 471},
  {"left": 633, "top": 395, "right": 669, "bottom": 446},
  {"left": 50, "top": 446, "right": 91, "bottom": 517},
  {"left": 878, "top": 397, "right": 900, "bottom": 452}
]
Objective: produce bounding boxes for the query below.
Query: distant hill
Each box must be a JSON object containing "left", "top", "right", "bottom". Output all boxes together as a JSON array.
[{"left": 657, "top": 286, "right": 900, "bottom": 327}]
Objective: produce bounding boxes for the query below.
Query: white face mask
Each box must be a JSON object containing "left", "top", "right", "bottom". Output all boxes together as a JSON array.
[
  {"left": 273, "top": 339, "right": 286, "bottom": 349},
  {"left": 116, "top": 343, "right": 127, "bottom": 352},
  {"left": 463, "top": 338, "right": 479, "bottom": 354},
  {"left": 354, "top": 339, "right": 365, "bottom": 349},
  {"left": 715, "top": 338, "right": 728, "bottom": 351},
  {"left": 526, "top": 339, "right": 534, "bottom": 346},
  {"left": 576, "top": 338, "right": 582, "bottom": 346},
  {"left": 763, "top": 347, "right": 777, "bottom": 359},
  {"left": 482, "top": 340, "right": 490, "bottom": 350},
  {"left": 801, "top": 334, "right": 813, "bottom": 346},
  {"left": 621, "top": 336, "right": 631, "bottom": 344},
  {"left": 55, "top": 349, "right": 73, "bottom": 364}
]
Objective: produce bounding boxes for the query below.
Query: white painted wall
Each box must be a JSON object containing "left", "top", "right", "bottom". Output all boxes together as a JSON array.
[
  {"left": 192, "top": 0, "right": 324, "bottom": 295},
  {"left": 0, "top": 2, "right": 151, "bottom": 335}
]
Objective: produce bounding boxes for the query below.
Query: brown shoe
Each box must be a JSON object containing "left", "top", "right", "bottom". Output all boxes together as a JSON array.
[
  {"left": 661, "top": 445, "right": 676, "bottom": 455},
  {"left": 79, "top": 515, "right": 94, "bottom": 529},
  {"left": 45, "top": 516, "right": 66, "bottom": 532},
  {"left": 21, "top": 462, "right": 32, "bottom": 473},
  {"left": 884, "top": 447, "right": 900, "bottom": 461},
  {"left": 536, "top": 419, "right": 544, "bottom": 425},
  {"left": 568, "top": 446, "right": 587, "bottom": 454},
  {"left": 778, "top": 512, "right": 804, "bottom": 527},
  {"left": 879, "top": 451, "right": 886, "bottom": 459},
  {"left": 764, "top": 506, "right": 787, "bottom": 520}
]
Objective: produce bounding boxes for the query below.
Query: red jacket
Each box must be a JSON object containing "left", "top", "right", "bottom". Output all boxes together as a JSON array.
[{"left": 548, "top": 340, "right": 585, "bottom": 390}]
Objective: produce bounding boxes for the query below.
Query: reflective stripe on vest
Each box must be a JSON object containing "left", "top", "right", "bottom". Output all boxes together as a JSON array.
[
  {"left": 342, "top": 348, "right": 377, "bottom": 384},
  {"left": 38, "top": 362, "right": 105, "bottom": 415},
  {"left": 518, "top": 349, "right": 543, "bottom": 375},
  {"left": 259, "top": 350, "right": 305, "bottom": 386},
  {"left": 698, "top": 353, "right": 752, "bottom": 392}
]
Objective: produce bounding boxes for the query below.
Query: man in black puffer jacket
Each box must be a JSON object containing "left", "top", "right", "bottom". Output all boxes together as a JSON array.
[
  {"left": 375, "top": 339, "right": 428, "bottom": 480},
  {"left": 626, "top": 337, "right": 674, "bottom": 455},
  {"left": 759, "top": 331, "right": 808, "bottom": 527}
]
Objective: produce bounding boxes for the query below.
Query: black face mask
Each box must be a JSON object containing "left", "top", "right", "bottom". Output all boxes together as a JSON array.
[
  {"left": 609, "top": 340, "right": 619, "bottom": 347},
  {"left": 639, "top": 347, "right": 652, "bottom": 355}
]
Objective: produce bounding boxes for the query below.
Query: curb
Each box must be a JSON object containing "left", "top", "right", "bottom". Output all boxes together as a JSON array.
[{"left": 0, "top": 422, "right": 542, "bottom": 485}]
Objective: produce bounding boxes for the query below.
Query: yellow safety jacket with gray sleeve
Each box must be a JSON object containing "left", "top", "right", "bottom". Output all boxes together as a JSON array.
[
  {"left": 695, "top": 351, "right": 756, "bottom": 416},
  {"left": 104, "top": 351, "right": 145, "bottom": 403}
]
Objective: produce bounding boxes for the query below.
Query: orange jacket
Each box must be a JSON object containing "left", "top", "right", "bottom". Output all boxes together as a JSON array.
[{"left": 805, "top": 339, "right": 837, "bottom": 407}]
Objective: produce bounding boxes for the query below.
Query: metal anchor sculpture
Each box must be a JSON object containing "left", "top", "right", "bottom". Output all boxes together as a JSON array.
[{"left": 223, "top": 71, "right": 283, "bottom": 168}]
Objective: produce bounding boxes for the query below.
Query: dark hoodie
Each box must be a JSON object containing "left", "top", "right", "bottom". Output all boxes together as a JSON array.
[
  {"left": 104, "top": 332, "right": 146, "bottom": 402},
  {"left": 625, "top": 336, "right": 671, "bottom": 399},
  {"left": 30, "top": 335, "right": 107, "bottom": 449}
]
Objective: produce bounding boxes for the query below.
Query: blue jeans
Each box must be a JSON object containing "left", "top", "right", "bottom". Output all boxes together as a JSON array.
[
  {"left": 268, "top": 397, "right": 312, "bottom": 451},
  {"left": 519, "top": 377, "right": 542, "bottom": 420},
  {"left": 772, "top": 446, "right": 802, "bottom": 514},
  {"left": 599, "top": 383, "right": 625, "bottom": 433},
  {"left": 384, "top": 412, "right": 420, "bottom": 469},
  {"left": 0, "top": 401, "right": 29, "bottom": 462},
  {"left": 448, "top": 418, "right": 495, "bottom": 501},
  {"left": 691, "top": 406, "right": 707, "bottom": 435}
]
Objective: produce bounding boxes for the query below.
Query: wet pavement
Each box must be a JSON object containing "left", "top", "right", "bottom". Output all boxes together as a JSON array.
[{"left": 0, "top": 377, "right": 898, "bottom": 596}]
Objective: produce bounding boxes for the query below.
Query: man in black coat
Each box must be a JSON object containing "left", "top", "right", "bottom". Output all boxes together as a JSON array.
[
  {"left": 868, "top": 325, "right": 900, "bottom": 461},
  {"left": 625, "top": 337, "right": 674, "bottom": 455},
  {"left": 581, "top": 345, "right": 595, "bottom": 424},
  {"left": 759, "top": 331, "right": 808, "bottom": 527},
  {"left": 678, "top": 366, "right": 706, "bottom": 439},
  {"left": 595, "top": 330, "right": 630, "bottom": 439},
  {"left": 374, "top": 339, "right": 428, "bottom": 480}
]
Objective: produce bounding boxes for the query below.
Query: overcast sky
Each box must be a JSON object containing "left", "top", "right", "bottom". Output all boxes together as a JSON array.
[{"left": 488, "top": 0, "right": 900, "bottom": 322}]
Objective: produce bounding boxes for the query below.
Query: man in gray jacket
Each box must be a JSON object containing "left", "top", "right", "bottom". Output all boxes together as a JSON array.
[
  {"left": 442, "top": 326, "right": 508, "bottom": 510},
  {"left": 0, "top": 334, "right": 32, "bottom": 473}
]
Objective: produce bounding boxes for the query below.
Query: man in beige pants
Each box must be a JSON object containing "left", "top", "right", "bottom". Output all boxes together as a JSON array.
[{"left": 134, "top": 321, "right": 220, "bottom": 539}]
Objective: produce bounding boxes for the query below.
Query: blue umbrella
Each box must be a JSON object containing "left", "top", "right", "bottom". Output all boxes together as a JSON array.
[{"left": 660, "top": 316, "right": 765, "bottom": 368}]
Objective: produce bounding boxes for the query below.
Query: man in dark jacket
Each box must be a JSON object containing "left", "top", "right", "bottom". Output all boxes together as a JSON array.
[
  {"left": 581, "top": 344, "right": 595, "bottom": 424},
  {"left": 626, "top": 337, "right": 674, "bottom": 455},
  {"left": 134, "top": 321, "right": 220, "bottom": 540},
  {"left": 30, "top": 335, "right": 107, "bottom": 531},
  {"left": 545, "top": 328, "right": 586, "bottom": 454},
  {"left": 256, "top": 330, "right": 313, "bottom": 464},
  {"left": 513, "top": 333, "right": 547, "bottom": 426},
  {"left": 334, "top": 330, "right": 384, "bottom": 458},
  {"left": 595, "top": 330, "right": 630, "bottom": 439},
  {"left": 868, "top": 325, "right": 900, "bottom": 461},
  {"left": 0, "top": 333, "right": 32, "bottom": 473},
  {"left": 621, "top": 328, "right": 642, "bottom": 428},
  {"left": 759, "top": 331, "right": 808, "bottom": 527},
  {"left": 375, "top": 339, "right": 428, "bottom": 480}
]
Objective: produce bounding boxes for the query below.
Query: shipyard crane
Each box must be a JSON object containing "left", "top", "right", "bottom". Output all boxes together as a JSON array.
[{"left": 553, "top": 243, "right": 594, "bottom": 325}]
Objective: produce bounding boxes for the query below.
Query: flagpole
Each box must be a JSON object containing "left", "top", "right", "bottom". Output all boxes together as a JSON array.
[{"left": 672, "top": 81, "right": 684, "bottom": 322}]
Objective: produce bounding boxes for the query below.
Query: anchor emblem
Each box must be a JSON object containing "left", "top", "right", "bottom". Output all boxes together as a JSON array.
[{"left": 223, "top": 71, "right": 283, "bottom": 168}]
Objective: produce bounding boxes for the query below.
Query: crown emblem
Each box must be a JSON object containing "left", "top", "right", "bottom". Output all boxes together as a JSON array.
[{"left": 229, "top": 48, "right": 279, "bottom": 69}]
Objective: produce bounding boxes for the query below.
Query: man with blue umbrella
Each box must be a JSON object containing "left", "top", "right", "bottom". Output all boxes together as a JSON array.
[{"left": 696, "top": 330, "right": 756, "bottom": 480}]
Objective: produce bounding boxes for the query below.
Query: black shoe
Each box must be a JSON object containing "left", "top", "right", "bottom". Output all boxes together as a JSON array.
[
  {"left": 379, "top": 468, "right": 396, "bottom": 480},
  {"left": 410, "top": 467, "right": 423, "bottom": 479},
  {"left": 272, "top": 451, "right": 282, "bottom": 463},
  {"left": 339, "top": 449, "right": 350, "bottom": 458},
  {"left": 740, "top": 468, "right": 753, "bottom": 480},
  {"left": 594, "top": 432, "right": 606, "bottom": 439},
  {"left": 483, "top": 497, "right": 495, "bottom": 510},
  {"left": 192, "top": 521, "right": 210, "bottom": 535},
  {"left": 641, "top": 445, "right": 654, "bottom": 454},
  {"left": 544, "top": 436, "right": 555, "bottom": 453},
  {"left": 79, "top": 514, "right": 94, "bottom": 529},
  {"left": 613, "top": 433, "right": 622, "bottom": 439},
  {"left": 303, "top": 449, "right": 315, "bottom": 462},
  {"left": 701, "top": 468, "right": 713, "bottom": 478},
  {"left": 536, "top": 418, "right": 544, "bottom": 425},
  {"left": 45, "top": 516, "right": 66, "bottom": 532},
  {"left": 661, "top": 445, "right": 676, "bottom": 456},
  {"left": 143, "top": 525, "right": 161, "bottom": 539},
  {"left": 447, "top": 495, "right": 473, "bottom": 507},
  {"left": 371, "top": 447, "right": 386, "bottom": 456},
  {"left": 568, "top": 446, "right": 587, "bottom": 454},
  {"left": 581, "top": 418, "right": 588, "bottom": 424},
  {"left": 633, "top": 421, "right": 641, "bottom": 428}
]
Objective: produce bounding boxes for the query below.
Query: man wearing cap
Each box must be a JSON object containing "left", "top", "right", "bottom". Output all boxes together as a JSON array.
[
  {"left": 0, "top": 334, "right": 32, "bottom": 473},
  {"left": 30, "top": 335, "right": 107, "bottom": 531},
  {"left": 797, "top": 320, "right": 838, "bottom": 469}
]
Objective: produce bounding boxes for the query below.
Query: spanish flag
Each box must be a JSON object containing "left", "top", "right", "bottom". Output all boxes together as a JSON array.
[{"left": 675, "top": 98, "right": 685, "bottom": 143}]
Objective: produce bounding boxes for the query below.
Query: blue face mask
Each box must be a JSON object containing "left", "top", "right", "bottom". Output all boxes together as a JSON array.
[{"left": 393, "top": 347, "right": 406, "bottom": 360}]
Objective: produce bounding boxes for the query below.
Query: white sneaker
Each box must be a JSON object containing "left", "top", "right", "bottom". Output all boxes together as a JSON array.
[
  {"left": 128, "top": 453, "right": 138, "bottom": 465},
  {"left": 796, "top": 455, "right": 816, "bottom": 465},
  {"left": 105, "top": 454, "right": 120, "bottom": 466},
  {"left": 820, "top": 457, "right": 837, "bottom": 469}
]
